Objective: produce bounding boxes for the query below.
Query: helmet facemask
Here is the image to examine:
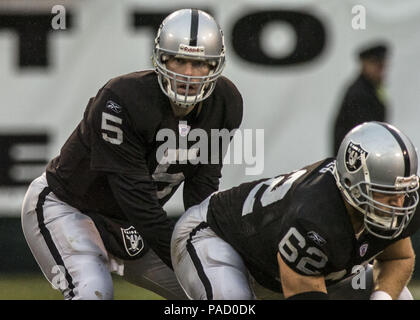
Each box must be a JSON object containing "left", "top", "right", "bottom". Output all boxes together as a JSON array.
[
  {"left": 345, "top": 168, "right": 419, "bottom": 239},
  {"left": 154, "top": 51, "right": 225, "bottom": 107}
]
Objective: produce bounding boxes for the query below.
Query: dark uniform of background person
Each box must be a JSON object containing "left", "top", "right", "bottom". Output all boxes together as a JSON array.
[{"left": 332, "top": 43, "right": 389, "bottom": 155}]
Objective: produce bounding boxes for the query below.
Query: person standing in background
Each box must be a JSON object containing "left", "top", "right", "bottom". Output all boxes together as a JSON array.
[{"left": 332, "top": 42, "right": 389, "bottom": 155}]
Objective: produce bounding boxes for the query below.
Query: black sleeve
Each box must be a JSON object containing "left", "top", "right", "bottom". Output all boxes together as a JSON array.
[
  {"left": 107, "top": 173, "right": 175, "bottom": 268},
  {"left": 86, "top": 86, "right": 174, "bottom": 268},
  {"left": 183, "top": 163, "right": 222, "bottom": 210},
  {"left": 278, "top": 219, "right": 329, "bottom": 277},
  {"left": 183, "top": 87, "right": 243, "bottom": 210},
  {"left": 223, "top": 78, "right": 243, "bottom": 131},
  {"left": 88, "top": 87, "right": 150, "bottom": 175}
]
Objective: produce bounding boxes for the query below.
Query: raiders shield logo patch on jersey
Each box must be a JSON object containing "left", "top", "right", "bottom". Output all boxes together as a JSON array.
[
  {"left": 120, "top": 226, "right": 144, "bottom": 257},
  {"left": 345, "top": 142, "right": 369, "bottom": 172}
]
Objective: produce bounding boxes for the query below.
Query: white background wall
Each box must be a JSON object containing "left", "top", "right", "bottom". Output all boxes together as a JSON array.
[{"left": 1, "top": 0, "right": 420, "bottom": 216}]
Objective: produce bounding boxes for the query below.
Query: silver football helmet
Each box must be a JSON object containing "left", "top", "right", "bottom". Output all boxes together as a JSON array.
[
  {"left": 334, "top": 121, "right": 419, "bottom": 239},
  {"left": 152, "top": 9, "right": 226, "bottom": 107}
]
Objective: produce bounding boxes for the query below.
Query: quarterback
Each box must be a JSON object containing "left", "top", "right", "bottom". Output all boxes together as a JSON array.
[
  {"left": 21, "top": 9, "right": 242, "bottom": 300},
  {"left": 171, "top": 122, "right": 419, "bottom": 300}
]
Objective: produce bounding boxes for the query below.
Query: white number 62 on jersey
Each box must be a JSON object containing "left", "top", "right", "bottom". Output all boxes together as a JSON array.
[{"left": 279, "top": 227, "right": 328, "bottom": 275}]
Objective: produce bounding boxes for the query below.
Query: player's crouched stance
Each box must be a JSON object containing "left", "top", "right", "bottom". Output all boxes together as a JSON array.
[
  {"left": 21, "top": 9, "right": 242, "bottom": 300},
  {"left": 171, "top": 121, "right": 420, "bottom": 300}
]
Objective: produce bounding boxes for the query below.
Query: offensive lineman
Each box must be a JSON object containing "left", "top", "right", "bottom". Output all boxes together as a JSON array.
[
  {"left": 171, "top": 122, "right": 420, "bottom": 300},
  {"left": 21, "top": 9, "right": 243, "bottom": 299}
]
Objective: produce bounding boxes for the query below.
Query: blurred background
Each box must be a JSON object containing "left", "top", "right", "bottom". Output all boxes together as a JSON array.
[{"left": 1, "top": 0, "right": 420, "bottom": 299}]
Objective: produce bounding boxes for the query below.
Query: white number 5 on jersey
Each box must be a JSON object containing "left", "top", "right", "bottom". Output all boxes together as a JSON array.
[{"left": 101, "top": 112, "right": 123, "bottom": 145}]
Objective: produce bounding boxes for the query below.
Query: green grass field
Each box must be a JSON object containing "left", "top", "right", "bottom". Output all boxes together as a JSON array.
[
  {"left": 0, "top": 274, "right": 164, "bottom": 300},
  {"left": 1, "top": 273, "right": 420, "bottom": 300}
]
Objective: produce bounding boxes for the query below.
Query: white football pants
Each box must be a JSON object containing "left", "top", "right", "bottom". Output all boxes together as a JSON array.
[
  {"left": 21, "top": 174, "right": 187, "bottom": 300},
  {"left": 171, "top": 196, "right": 413, "bottom": 300}
]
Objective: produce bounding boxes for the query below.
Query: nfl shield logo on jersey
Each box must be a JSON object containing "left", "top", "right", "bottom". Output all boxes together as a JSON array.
[
  {"left": 345, "top": 142, "right": 369, "bottom": 172},
  {"left": 121, "top": 226, "right": 144, "bottom": 257},
  {"left": 178, "top": 121, "right": 191, "bottom": 137},
  {"left": 359, "top": 243, "right": 369, "bottom": 257}
]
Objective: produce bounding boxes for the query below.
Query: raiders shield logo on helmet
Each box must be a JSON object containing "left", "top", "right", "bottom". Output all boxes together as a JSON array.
[
  {"left": 345, "top": 142, "right": 369, "bottom": 173},
  {"left": 120, "top": 226, "right": 144, "bottom": 257}
]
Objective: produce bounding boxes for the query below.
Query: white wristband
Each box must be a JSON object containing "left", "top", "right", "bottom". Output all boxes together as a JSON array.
[{"left": 370, "top": 290, "right": 392, "bottom": 300}]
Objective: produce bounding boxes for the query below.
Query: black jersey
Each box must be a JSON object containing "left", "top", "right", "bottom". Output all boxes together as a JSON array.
[
  {"left": 46, "top": 70, "right": 243, "bottom": 267},
  {"left": 206, "top": 159, "right": 420, "bottom": 292}
]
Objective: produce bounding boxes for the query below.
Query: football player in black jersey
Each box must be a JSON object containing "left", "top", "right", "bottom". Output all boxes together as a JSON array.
[
  {"left": 171, "top": 122, "right": 420, "bottom": 300},
  {"left": 21, "top": 9, "right": 242, "bottom": 300}
]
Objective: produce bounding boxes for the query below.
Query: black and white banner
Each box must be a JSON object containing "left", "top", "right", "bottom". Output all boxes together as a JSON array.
[{"left": 1, "top": 0, "right": 420, "bottom": 216}]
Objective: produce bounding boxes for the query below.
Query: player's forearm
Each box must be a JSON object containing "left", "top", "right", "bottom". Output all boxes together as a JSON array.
[
  {"left": 183, "top": 169, "right": 221, "bottom": 209},
  {"left": 107, "top": 173, "right": 175, "bottom": 268},
  {"left": 373, "top": 256, "right": 414, "bottom": 299}
]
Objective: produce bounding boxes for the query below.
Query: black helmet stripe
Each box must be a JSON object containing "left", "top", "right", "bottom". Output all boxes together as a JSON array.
[
  {"left": 379, "top": 122, "right": 410, "bottom": 177},
  {"left": 189, "top": 9, "right": 199, "bottom": 46}
]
